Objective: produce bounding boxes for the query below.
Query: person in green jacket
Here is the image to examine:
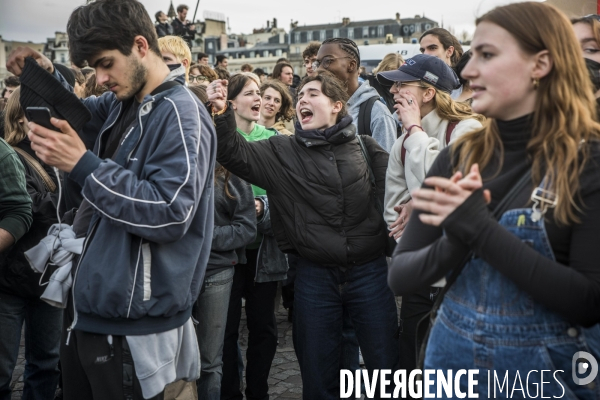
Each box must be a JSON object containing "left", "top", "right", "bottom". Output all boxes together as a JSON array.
[{"left": 218, "top": 72, "right": 288, "bottom": 400}]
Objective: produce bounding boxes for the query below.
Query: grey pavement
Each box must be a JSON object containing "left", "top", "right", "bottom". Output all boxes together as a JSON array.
[{"left": 10, "top": 299, "right": 302, "bottom": 399}]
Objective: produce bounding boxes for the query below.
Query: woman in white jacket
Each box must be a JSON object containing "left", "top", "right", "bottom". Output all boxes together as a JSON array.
[
  {"left": 380, "top": 54, "right": 485, "bottom": 239},
  {"left": 377, "top": 54, "right": 484, "bottom": 386}
]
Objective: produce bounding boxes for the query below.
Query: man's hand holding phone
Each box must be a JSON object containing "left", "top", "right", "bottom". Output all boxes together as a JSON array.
[{"left": 27, "top": 111, "right": 86, "bottom": 173}]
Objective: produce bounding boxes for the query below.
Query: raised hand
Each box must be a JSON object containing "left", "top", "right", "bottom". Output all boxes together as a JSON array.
[
  {"left": 207, "top": 79, "right": 228, "bottom": 112},
  {"left": 412, "top": 164, "right": 491, "bottom": 226},
  {"left": 7, "top": 47, "right": 54, "bottom": 76}
]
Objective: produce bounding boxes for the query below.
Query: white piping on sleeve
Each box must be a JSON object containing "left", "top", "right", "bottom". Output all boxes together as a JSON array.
[
  {"left": 163, "top": 97, "right": 192, "bottom": 205},
  {"left": 82, "top": 193, "right": 195, "bottom": 228},
  {"left": 182, "top": 87, "right": 202, "bottom": 153},
  {"left": 89, "top": 174, "right": 167, "bottom": 204},
  {"left": 87, "top": 97, "right": 193, "bottom": 206}
]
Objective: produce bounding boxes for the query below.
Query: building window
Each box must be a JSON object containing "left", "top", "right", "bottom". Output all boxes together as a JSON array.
[
  {"left": 416, "top": 24, "right": 421, "bottom": 33},
  {"left": 295, "top": 46, "right": 300, "bottom": 54},
  {"left": 348, "top": 29, "right": 354, "bottom": 39},
  {"left": 208, "top": 42, "right": 214, "bottom": 50},
  {"left": 307, "top": 31, "right": 312, "bottom": 41},
  {"left": 320, "top": 30, "right": 326, "bottom": 41},
  {"left": 60, "top": 54, "right": 66, "bottom": 63},
  {"left": 362, "top": 27, "right": 368, "bottom": 38},
  {"left": 333, "top": 29, "right": 339, "bottom": 38},
  {"left": 276, "top": 49, "right": 282, "bottom": 56},
  {"left": 264, "top": 50, "right": 269, "bottom": 57},
  {"left": 295, "top": 32, "right": 300, "bottom": 43},
  {"left": 378, "top": 25, "right": 384, "bottom": 37},
  {"left": 425, "top": 24, "right": 431, "bottom": 30},
  {"left": 250, "top": 51, "right": 255, "bottom": 58}
]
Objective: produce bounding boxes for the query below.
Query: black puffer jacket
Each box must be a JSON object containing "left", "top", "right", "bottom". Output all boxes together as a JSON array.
[{"left": 215, "top": 106, "right": 389, "bottom": 268}]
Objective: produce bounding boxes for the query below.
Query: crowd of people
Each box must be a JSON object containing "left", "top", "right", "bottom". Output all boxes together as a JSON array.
[{"left": 0, "top": 0, "right": 599, "bottom": 400}]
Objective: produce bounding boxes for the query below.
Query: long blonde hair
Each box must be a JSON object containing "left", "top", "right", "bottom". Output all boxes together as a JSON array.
[
  {"left": 3, "top": 87, "right": 27, "bottom": 146},
  {"left": 452, "top": 2, "right": 600, "bottom": 225},
  {"left": 421, "top": 82, "right": 485, "bottom": 124},
  {"left": 373, "top": 53, "right": 404, "bottom": 74}
]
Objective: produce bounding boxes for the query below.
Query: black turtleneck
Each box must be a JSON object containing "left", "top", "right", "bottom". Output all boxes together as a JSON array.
[{"left": 388, "top": 115, "right": 600, "bottom": 326}]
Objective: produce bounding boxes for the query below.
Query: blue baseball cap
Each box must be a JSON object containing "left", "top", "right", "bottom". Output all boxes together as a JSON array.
[{"left": 377, "top": 54, "right": 460, "bottom": 93}]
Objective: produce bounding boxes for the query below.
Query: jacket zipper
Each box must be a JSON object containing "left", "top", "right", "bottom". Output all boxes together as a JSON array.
[
  {"left": 65, "top": 103, "right": 122, "bottom": 346},
  {"left": 66, "top": 219, "right": 99, "bottom": 345},
  {"left": 126, "top": 99, "right": 154, "bottom": 163},
  {"left": 97, "top": 103, "right": 123, "bottom": 156}
]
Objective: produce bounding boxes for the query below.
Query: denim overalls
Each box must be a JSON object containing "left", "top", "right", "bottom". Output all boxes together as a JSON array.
[{"left": 424, "top": 205, "right": 600, "bottom": 399}]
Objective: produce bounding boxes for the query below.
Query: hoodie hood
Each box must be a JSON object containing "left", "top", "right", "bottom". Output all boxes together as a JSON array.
[{"left": 347, "top": 80, "right": 380, "bottom": 111}]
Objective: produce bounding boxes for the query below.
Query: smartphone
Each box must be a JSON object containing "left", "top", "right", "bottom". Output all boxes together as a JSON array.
[{"left": 25, "top": 107, "right": 60, "bottom": 132}]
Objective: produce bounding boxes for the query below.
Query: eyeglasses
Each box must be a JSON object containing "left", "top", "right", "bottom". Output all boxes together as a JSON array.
[
  {"left": 312, "top": 56, "right": 353, "bottom": 71},
  {"left": 392, "top": 82, "right": 427, "bottom": 89},
  {"left": 582, "top": 14, "right": 600, "bottom": 21},
  {"left": 189, "top": 74, "right": 209, "bottom": 82}
]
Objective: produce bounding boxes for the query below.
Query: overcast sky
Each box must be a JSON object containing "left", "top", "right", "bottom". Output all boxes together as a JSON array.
[{"left": 1, "top": 0, "right": 531, "bottom": 43}]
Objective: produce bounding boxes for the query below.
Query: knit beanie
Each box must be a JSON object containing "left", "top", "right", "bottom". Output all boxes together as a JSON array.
[{"left": 19, "top": 57, "right": 91, "bottom": 132}]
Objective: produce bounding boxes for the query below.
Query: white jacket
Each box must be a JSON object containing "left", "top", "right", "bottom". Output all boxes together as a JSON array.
[{"left": 384, "top": 110, "right": 483, "bottom": 227}]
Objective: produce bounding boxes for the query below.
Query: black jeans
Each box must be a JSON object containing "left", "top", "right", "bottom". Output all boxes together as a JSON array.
[
  {"left": 220, "top": 248, "right": 278, "bottom": 400},
  {"left": 398, "top": 286, "right": 440, "bottom": 398},
  {"left": 60, "top": 304, "right": 164, "bottom": 400}
]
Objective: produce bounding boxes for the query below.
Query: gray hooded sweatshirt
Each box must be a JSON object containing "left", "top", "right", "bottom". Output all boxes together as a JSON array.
[{"left": 347, "top": 81, "right": 398, "bottom": 153}]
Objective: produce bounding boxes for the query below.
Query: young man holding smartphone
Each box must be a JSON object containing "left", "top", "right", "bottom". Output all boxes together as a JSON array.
[{"left": 7, "top": 0, "right": 216, "bottom": 398}]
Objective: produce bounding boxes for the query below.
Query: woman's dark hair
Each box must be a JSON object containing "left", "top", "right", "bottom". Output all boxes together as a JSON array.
[
  {"left": 71, "top": 68, "right": 86, "bottom": 86},
  {"left": 453, "top": 50, "right": 471, "bottom": 88},
  {"left": 260, "top": 79, "right": 295, "bottom": 122},
  {"left": 188, "top": 85, "right": 208, "bottom": 103},
  {"left": 67, "top": 0, "right": 161, "bottom": 67},
  {"left": 83, "top": 73, "right": 108, "bottom": 98},
  {"left": 271, "top": 62, "right": 293, "bottom": 81},
  {"left": 227, "top": 73, "right": 261, "bottom": 101},
  {"left": 419, "top": 27, "right": 464, "bottom": 66},
  {"left": 190, "top": 64, "right": 218, "bottom": 82},
  {"left": 214, "top": 66, "right": 230, "bottom": 80},
  {"left": 297, "top": 71, "right": 349, "bottom": 122},
  {"left": 4, "top": 75, "right": 20, "bottom": 88}
]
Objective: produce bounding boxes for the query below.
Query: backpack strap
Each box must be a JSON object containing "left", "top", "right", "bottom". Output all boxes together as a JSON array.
[
  {"left": 12, "top": 147, "right": 57, "bottom": 193},
  {"left": 400, "top": 120, "right": 460, "bottom": 166},
  {"left": 357, "top": 95, "right": 380, "bottom": 137},
  {"left": 446, "top": 120, "right": 459, "bottom": 145}
]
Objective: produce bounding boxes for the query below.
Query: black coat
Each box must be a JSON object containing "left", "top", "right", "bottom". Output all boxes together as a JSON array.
[
  {"left": 0, "top": 140, "right": 58, "bottom": 298},
  {"left": 214, "top": 106, "right": 389, "bottom": 268},
  {"left": 155, "top": 22, "right": 174, "bottom": 38}
]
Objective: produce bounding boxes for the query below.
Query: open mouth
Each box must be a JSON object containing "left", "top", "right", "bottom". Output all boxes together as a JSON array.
[
  {"left": 251, "top": 104, "right": 260, "bottom": 112},
  {"left": 300, "top": 108, "right": 313, "bottom": 123}
]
